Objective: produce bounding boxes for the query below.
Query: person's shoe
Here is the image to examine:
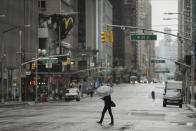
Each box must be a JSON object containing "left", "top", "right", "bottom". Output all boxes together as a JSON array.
[
  {"left": 109, "top": 122, "right": 114, "bottom": 126},
  {"left": 97, "top": 121, "right": 102, "bottom": 124}
]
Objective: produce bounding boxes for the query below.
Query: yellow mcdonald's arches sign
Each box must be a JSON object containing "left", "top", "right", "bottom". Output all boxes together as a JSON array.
[{"left": 63, "top": 17, "right": 74, "bottom": 30}]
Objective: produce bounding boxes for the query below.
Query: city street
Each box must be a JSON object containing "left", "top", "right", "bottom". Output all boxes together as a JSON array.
[
  {"left": 1, "top": 1, "right": 196, "bottom": 130},
  {"left": 0, "top": 83, "right": 196, "bottom": 131}
]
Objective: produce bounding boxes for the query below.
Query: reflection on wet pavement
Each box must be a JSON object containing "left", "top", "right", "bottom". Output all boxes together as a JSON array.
[{"left": 170, "top": 122, "right": 196, "bottom": 127}]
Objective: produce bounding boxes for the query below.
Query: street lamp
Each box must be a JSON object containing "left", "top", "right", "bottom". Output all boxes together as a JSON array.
[
  {"left": 163, "top": 18, "right": 177, "bottom": 20},
  {"left": 164, "top": 12, "right": 196, "bottom": 19},
  {"left": 17, "top": 25, "right": 31, "bottom": 102},
  {"left": 16, "top": 24, "right": 31, "bottom": 102},
  {"left": 1, "top": 54, "right": 6, "bottom": 103},
  {"left": 163, "top": 17, "right": 195, "bottom": 25},
  {"left": 35, "top": 53, "right": 38, "bottom": 103}
]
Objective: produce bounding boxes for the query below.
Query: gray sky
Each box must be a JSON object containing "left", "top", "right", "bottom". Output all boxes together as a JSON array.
[{"left": 151, "top": 0, "right": 178, "bottom": 43}]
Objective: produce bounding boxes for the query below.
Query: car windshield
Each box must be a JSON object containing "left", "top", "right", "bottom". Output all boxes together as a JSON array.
[
  {"left": 68, "top": 88, "right": 78, "bottom": 93},
  {"left": 167, "top": 89, "right": 181, "bottom": 96}
]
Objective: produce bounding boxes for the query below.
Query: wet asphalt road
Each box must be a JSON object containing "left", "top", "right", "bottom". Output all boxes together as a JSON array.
[{"left": 0, "top": 83, "right": 196, "bottom": 131}]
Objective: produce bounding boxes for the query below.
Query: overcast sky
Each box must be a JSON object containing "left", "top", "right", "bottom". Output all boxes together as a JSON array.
[{"left": 151, "top": 0, "right": 178, "bottom": 43}]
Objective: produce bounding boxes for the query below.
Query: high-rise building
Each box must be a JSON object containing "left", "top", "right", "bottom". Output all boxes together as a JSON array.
[
  {"left": 77, "top": 0, "right": 113, "bottom": 71},
  {"left": 0, "top": 0, "right": 38, "bottom": 101},
  {"left": 109, "top": 0, "right": 124, "bottom": 67},
  {"left": 123, "top": 0, "right": 138, "bottom": 73},
  {"left": 109, "top": 0, "right": 154, "bottom": 81},
  {"left": 157, "top": 28, "right": 177, "bottom": 81},
  {"left": 110, "top": 0, "right": 138, "bottom": 73},
  {"left": 137, "top": 0, "right": 154, "bottom": 79}
]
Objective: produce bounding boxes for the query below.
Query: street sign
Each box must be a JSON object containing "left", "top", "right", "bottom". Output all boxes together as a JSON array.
[
  {"left": 43, "top": 59, "right": 58, "bottom": 64},
  {"left": 26, "top": 71, "right": 31, "bottom": 75},
  {"left": 130, "top": 34, "right": 157, "bottom": 40},
  {"left": 151, "top": 59, "right": 165, "bottom": 63},
  {"left": 45, "top": 63, "right": 52, "bottom": 68},
  {"left": 90, "top": 63, "right": 95, "bottom": 67},
  {"left": 155, "top": 70, "right": 170, "bottom": 73}
]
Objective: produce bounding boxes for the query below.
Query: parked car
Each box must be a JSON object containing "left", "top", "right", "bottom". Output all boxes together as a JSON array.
[
  {"left": 65, "top": 88, "right": 80, "bottom": 101},
  {"left": 163, "top": 80, "right": 183, "bottom": 108}
]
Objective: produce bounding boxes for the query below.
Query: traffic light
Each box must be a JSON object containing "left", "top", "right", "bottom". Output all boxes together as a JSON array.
[
  {"left": 67, "top": 58, "right": 70, "bottom": 65},
  {"left": 142, "top": 56, "right": 145, "bottom": 64},
  {"left": 109, "top": 30, "right": 113, "bottom": 43},
  {"left": 32, "top": 63, "right": 35, "bottom": 70},
  {"left": 101, "top": 31, "right": 107, "bottom": 43},
  {"left": 49, "top": 77, "right": 54, "bottom": 82},
  {"left": 29, "top": 80, "right": 36, "bottom": 86},
  {"left": 29, "top": 81, "right": 33, "bottom": 85}
]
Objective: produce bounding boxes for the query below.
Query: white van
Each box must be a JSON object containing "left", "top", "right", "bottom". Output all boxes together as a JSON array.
[
  {"left": 163, "top": 80, "right": 183, "bottom": 108},
  {"left": 65, "top": 88, "right": 80, "bottom": 101}
]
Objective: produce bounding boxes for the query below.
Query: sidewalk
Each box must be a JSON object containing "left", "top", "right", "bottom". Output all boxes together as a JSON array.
[
  {"left": 0, "top": 94, "right": 89, "bottom": 108},
  {"left": 0, "top": 101, "right": 27, "bottom": 107},
  {"left": 186, "top": 104, "right": 196, "bottom": 113}
]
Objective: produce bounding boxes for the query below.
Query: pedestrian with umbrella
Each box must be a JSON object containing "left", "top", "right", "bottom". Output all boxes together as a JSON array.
[{"left": 96, "top": 85, "right": 115, "bottom": 126}]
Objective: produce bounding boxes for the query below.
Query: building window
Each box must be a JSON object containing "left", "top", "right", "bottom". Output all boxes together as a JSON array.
[{"left": 38, "top": 0, "right": 46, "bottom": 9}]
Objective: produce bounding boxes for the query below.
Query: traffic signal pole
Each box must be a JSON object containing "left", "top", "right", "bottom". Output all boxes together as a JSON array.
[
  {"left": 106, "top": 24, "right": 195, "bottom": 43},
  {"left": 35, "top": 53, "right": 38, "bottom": 103}
]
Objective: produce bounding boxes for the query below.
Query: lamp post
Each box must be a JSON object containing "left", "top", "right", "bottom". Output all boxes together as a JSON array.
[
  {"left": 164, "top": 12, "right": 196, "bottom": 19},
  {"left": 1, "top": 54, "right": 6, "bottom": 103},
  {"left": 35, "top": 53, "right": 38, "bottom": 103},
  {"left": 18, "top": 29, "right": 22, "bottom": 102},
  {"left": 17, "top": 25, "right": 31, "bottom": 102}
]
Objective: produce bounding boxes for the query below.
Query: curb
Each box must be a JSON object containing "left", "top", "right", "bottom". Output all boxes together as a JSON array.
[
  {"left": 0, "top": 102, "right": 26, "bottom": 107},
  {"left": 0, "top": 95, "right": 90, "bottom": 107}
]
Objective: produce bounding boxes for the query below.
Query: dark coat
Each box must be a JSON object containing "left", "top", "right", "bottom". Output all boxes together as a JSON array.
[{"left": 102, "top": 95, "right": 112, "bottom": 107}]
